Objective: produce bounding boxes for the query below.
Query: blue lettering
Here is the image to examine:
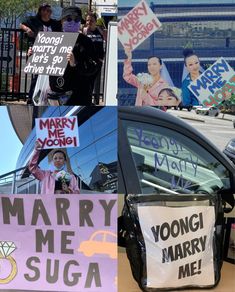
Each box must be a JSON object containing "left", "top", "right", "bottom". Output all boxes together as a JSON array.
[{"left": 211, "top": 58, "right": 229, "bottom": 75}]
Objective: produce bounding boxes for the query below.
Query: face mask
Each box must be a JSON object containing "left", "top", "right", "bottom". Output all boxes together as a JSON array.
[
  {"left": 63, "top": 20, "right": 80, "bottom": 32},
  {"left": 49, "top": 163, "right": 66, "bottom": 172}
]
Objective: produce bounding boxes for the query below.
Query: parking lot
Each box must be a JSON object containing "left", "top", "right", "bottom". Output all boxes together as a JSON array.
[{"left": 168, "top": 109, "right": 235, "bottom": 151}]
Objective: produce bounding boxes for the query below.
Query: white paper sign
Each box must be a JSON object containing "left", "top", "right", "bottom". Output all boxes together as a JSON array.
[
  {"left": 137, "top": 206, "right": 215, "bottom": 289},
  {"left": 35, "top": 116, "right": 79, "bottom": 149},
  {"left": 188, "top": 57, "right": 235, "bottom": 107},
  {"left": 118, "top": 0, "right": 162, "bottom": 51}
]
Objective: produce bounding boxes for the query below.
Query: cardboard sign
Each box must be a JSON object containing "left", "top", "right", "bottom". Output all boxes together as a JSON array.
[
  {"left": 188, "top": 58, "right": 235, "bottom": 107},
  {"left": 35, "top": 116, "right": 79, "bottom": 149},
  {"left": 24, "top": 32, "right": 78, "bottom": 76},
  {"left": 138, "top": 206, "right": 215, "bottom": 288},
  {"left": 0, "top": 194, "right": 117, "bottom": 291},
  {"left": 118, "top": 0, "right": 162, "bottom": 50}
]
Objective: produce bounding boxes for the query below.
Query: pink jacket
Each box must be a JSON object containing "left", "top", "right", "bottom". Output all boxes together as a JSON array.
[
  {"left": 123, "top": 59, "right": 169, "bottom": 106},
  {"left": 28, "top": 149, "right": 80, "bottom": 194}
]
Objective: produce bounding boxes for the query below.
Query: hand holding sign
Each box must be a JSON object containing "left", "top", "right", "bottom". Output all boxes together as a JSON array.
[
  {"left": 124, "top": 46, "right": 132, "bottom": 60},
  {"left": 35, "top": 139, "right": 42, "bottom": 150},
  {"left": 67, "top": 52, "right": 76, "bottom": 67}
]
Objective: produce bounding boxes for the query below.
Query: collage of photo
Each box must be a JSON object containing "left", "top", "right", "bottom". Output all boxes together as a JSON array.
[{"left": 0, "top": 0, "right": 235, "bottom": 292}]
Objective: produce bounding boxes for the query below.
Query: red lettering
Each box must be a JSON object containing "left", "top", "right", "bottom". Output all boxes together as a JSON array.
[
  {"left": 40, "top": 137, "right": 77, "bottom": 148},
  {"left": 203, "top": 96, "right": 218, "bottom": 107},
  {"left": 48, "top": 129, "right": 58, "bottom": 138},
  {"left": 55, "top": 118, "right": 62, "bottom": 128},
  {"left": 39, "top": 119, "right": 50, "bottom": 130},
  {"left": 229, "top": 74, "right": 235, "bottom": 84},
  {"left": 57, "top": 129, "right": 65, "bottom": 138}
]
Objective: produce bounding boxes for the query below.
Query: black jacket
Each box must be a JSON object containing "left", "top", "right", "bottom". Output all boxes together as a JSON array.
[
  {"left": 49, "top": 33, "right": 99, "bottom": 94},
  {"left": 22, "top": 15, "right": 62, "bottom": 43}
]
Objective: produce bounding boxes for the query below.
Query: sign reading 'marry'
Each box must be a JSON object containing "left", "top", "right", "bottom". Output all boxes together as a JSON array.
[
  {"left": 24, "top": 32, "right": 78, "bottom": 76},
  {"left": 0, "top": 194, "right": 117, "bottom": 291},
  {"left": 188, "top": 58, "right": 235, "bottom": 107}
]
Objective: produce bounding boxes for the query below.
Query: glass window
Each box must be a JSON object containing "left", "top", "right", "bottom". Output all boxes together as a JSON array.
[
  {"left": 122, "top": 120, "right": 231, "bottom": 195},
  {"left": 154, "top": 21, "right": 235, "bottom": 49}
]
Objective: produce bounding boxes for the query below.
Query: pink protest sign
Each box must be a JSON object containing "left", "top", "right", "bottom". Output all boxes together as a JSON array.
[
  {"left": 0, "top": 194, "right": 117, "bottom": 291},
  {"left": 35, "top": 116, "right": 79, "bottom": 149},
  {"left": 118, "top": 0, "right": 162, "bottom": 50}
]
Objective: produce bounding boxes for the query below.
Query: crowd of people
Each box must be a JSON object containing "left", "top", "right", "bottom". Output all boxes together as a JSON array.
[{"left": 20, "top": 3, "right": 106, "bottom": 106}]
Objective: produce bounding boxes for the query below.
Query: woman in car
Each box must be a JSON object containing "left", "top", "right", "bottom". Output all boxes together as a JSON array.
[
  {"left": 123, "top": 47, "right": 170, "bottom": 106},
  {"left": 156, "top": 87, "right": 181, "bottom": 107},
  {"left": 28, "top": 140, "right": 80, "bottom": 194}
]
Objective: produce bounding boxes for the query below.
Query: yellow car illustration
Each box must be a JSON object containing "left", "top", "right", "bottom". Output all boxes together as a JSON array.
[{"left": 78, "top": 230, "right": 117, "bottom": 259}]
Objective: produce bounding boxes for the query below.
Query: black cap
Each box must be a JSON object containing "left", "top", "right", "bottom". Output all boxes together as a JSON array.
[{"left": 61, "top": 6, "right": 82, "bottom": 20}]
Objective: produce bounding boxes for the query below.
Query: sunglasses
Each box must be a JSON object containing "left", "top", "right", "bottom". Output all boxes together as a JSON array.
[{"left": 65, "top": 15, "right": 80, "bottom": 22}]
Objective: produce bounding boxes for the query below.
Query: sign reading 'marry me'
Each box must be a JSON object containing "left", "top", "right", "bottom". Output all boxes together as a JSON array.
[
  {"left": 188, "top": 58, "right": 235, "bottom": 107},
  {"left": 0, "top": 194, "right": 117, "bottom": 291}
]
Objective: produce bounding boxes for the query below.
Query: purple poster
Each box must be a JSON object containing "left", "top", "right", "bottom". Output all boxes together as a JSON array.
[{"left": 0, "top": 194, "right": 117, "bottom": 291}]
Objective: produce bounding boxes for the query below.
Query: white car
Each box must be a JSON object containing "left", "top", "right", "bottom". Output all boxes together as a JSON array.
[{"left": 195, "top": 106, "right": 220, "bottom": 117}]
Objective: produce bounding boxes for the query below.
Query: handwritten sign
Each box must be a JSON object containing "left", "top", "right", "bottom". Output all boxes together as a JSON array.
[
  {"left": 0, "top": 194, "right": 117, "bottom": 291},
  {"left": 134, "top": 127, "right": 199, "bottom": 178},
  {"left": 188, "top": 58, "right": 235, "bottom": 107},
  {"left": 35, "top": 116, "right": 79, "bottom": 149},
  {"left": 24, "top": 32, "right": 78, "bottom": 76},
  {"left": 118, "top": 0, "right": 162, "bottom": 50},
  {"left": 138, "top": 206, "right": 215, "bottom": 288}
]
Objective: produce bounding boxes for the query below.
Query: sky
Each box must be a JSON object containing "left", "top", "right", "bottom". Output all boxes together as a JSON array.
[
  {"left": 119, "top": 0, "right": 235, "bottom": 7},
  {"left": 0, "top": 107, "right": 23, "bottom": 176}
]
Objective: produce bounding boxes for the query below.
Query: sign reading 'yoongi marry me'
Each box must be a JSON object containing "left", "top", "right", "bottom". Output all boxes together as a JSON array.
[
  {"left": 24, "top": 32, "right": 77, "bottom": 76},
  {"left": 138, "top": 206, "right": 215, "bottom": 289},
  {"left": 118, "top": 0, "right": 162, "bottom": 50},
  {"left": 188, "top": 58, "right": 235, "bottom": 107},
  {"left": 0, "top": 194, "right": 117, "bottom": 291}
]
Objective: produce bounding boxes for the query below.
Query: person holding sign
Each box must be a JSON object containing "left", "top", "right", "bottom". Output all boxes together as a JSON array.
[
  {"left": 123, "top": 47, "right": 170, "bottom": 106},
  {"left": 181, "top": 49, "right": 201, "bottom": 109},
  {"left": 48, "top": 6, "right": 99, "bottom": 105},
  {"left": 28, "top": 140, "right": 80, "bottom": 194}
]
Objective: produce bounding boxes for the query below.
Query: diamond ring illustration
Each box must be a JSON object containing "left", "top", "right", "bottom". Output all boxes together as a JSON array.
[{"left": 0, "top": 241, "right": 17, "bottom": 284}]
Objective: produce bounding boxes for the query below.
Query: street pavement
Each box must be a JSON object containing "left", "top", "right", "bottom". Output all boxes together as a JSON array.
[{"left": 168, "top": 109, "right": 235, "bottom": 151}]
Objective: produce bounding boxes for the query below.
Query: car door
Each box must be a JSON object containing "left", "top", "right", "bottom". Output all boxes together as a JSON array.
[{"left": 118, "top": 107, "right": 235, "bottom": 208}]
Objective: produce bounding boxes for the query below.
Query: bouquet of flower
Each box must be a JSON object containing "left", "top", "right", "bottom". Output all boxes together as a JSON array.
[
  {"left": 55, "top": 170, "right": 71, "bottom": 183},
  {"left": 137, "top": 73, "right": 153, "bottom": 86}
]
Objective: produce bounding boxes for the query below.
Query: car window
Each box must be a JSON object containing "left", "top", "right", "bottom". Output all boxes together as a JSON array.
[{"left": 122, "top": 120, "right": 231, "bottom": 195}]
